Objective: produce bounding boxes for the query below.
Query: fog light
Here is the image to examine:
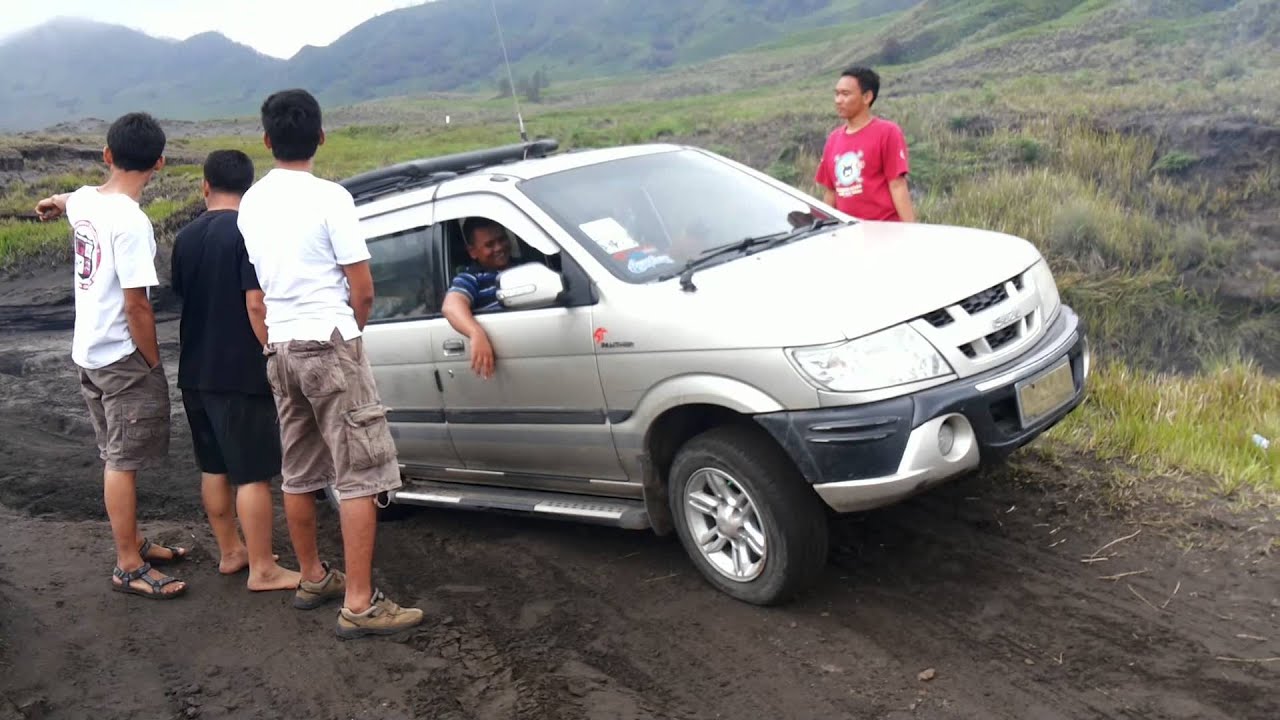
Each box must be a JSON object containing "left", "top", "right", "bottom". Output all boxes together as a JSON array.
[
  {"left": 938, "top": 421, "right": 956, "bottom": 456},
  {"left": 1082, "top": 337, "right": 1092, "bottom": 380}
]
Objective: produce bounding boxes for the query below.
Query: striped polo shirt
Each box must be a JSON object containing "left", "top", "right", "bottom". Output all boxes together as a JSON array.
[{"left": 447, "top": 265, "right": 504, "bottom": 311}]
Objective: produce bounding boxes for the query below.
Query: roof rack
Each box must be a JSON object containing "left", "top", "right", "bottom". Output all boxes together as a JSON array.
[{"left": 341, "top": 138, "right": 560, "bottom": 205}]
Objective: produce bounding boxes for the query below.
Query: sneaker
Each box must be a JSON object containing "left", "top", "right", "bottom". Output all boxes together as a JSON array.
[
  {"left": 335, "top": 589, "right": 424, "bottom": 639},
  {"left": 293, "top": 561, "right": 346, "bottom": 610}
]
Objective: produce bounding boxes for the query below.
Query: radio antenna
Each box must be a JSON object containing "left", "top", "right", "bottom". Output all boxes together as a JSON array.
[{"left": 490, "top": 0, "right": 528, "bottom": 142}]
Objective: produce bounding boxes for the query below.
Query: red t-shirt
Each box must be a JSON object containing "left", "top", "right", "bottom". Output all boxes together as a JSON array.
[{"left": 813, "top": 117, "right": 910, "bottom": 221}]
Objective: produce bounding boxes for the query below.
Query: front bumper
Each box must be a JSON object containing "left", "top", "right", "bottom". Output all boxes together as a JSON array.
[{"left": 755, "top": 306, "right": 1089, "bottom": 513}]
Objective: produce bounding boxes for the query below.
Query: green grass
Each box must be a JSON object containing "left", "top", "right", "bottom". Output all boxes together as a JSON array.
[
  {"left": 1056, "top": 360, "right": 1279, "bottom": 493},
  {"left": 0, "top": 220, "right": 68, "bottom": 268},
  {"left": 0, "top": 171, "right": 105, "bottom": 215}
]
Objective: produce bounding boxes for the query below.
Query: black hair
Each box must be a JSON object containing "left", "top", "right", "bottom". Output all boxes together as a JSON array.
[
  {"left": 260, "top": 88, "right": 323, "bottom": 161},
  {"left": 203, "top": 149, "right": 254, "bottom": 195},
  {"left": 840, "top": 66, "right": 881, "bottom": 107},
  {"left": 106, "top": 112, "right": 166, "bottom": 172},
  {"left": 463, "top": 216, "right": 505, "bottom": 246}
]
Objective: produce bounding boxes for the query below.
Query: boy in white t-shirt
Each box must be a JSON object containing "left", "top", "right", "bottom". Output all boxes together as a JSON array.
[
  {"left": 35, "top": 112, "right": 189, "bottom": 600},
  {"left": 238, "top": 89, "right": 422, "bottom": 638}
]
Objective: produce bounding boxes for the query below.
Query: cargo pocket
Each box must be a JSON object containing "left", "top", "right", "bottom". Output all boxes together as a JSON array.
[
  {"left": 122, "top": 400, "right": 168, "bottom": 456},
  {"left": 343, "top": 403, "right": 396, "bottom": 471},
  {"left": 291, "top": 342, "right": 347, "bottom": 398},
  {"left": 262, "top": 345, "right": 284, "bottom": 397}
]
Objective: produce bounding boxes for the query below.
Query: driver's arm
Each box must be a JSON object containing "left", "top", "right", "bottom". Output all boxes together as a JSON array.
[
  {"left": 442, "top": 291, "right": 484, "bottom": 341},
  {"left": 442, "top": 278, "right": 496, "bottom": 379}
]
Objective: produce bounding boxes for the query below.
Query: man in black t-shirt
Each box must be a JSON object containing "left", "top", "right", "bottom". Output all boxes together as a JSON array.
[{"left": 171, "top": 150, "right": 299, "bottom": 592}]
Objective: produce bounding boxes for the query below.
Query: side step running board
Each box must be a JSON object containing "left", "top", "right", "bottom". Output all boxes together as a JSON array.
[{"left": 388, "top": 480, "right": 651, "bottom": 530}]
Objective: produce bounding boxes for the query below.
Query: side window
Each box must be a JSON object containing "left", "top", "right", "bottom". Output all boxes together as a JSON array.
[
  {"left": 442, "top": 216, "right": 556, "bottom": 280},
  {"left": 367, "top": 224, "right": 441, "bottom": 323}
]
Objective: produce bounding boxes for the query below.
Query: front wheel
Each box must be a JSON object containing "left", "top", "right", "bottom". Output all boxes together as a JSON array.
[{"left": 668, "top": 425, "right": 829, "bottom": 605}]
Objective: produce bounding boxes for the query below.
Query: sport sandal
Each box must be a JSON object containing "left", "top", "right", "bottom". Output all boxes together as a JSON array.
[
  {"left": 335, "top": 589, "right": 424, "bottom": 639},
  {"left": 139, "top": 537, "right": 188, "bottom": 565},
  {"left": 111, "top": 562, "right": 187, "bottom": 600}
]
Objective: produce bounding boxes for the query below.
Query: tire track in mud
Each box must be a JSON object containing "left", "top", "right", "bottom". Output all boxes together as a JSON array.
[
  {"left": 821, "top": 473, "right": 1279, "bottom": 720},
  {"left": 370, "top": 522, "right": 690, "bottom": 720},
  {"left": 370, "top": 511, "right": 919, "bottom": 719}
]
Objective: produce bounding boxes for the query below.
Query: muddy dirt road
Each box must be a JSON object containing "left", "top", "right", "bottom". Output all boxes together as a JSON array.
[{"left": 1, "top": 295, "right": 1277, "bottom": 720}]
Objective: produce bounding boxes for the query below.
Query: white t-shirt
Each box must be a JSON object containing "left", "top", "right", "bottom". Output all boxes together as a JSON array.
[
  {"left": 237, "top": 168, "right": 371, "bottom": 344},
  {"left": 67, "top": 187, "right": 159, "bottom": 369}
]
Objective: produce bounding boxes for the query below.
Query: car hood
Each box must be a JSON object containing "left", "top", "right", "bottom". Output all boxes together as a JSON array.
[{"left": 614, "top": 221, "right": 1043, "bottom": 349}]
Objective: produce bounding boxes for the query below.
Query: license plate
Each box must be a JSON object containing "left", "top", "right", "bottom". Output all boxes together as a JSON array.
[{"left": 1015, "top": 358, "right": 1075, "bottom": 428}]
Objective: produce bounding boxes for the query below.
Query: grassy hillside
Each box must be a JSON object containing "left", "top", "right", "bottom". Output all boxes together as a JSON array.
[
  {"left": 1, "top": 0, "right": 1276, "bottom": 490},
  {"left": 0, "top": 0, "right": 916, "bottom": 131}
]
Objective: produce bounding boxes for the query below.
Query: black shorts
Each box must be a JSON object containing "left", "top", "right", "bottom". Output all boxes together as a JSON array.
[{"left": 181, "top": 389, "right": 282, "bottom": 485}]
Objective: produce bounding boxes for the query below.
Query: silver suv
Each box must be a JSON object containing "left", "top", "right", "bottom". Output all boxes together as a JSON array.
[{"left": 343, "top": 140, "right": 1090, "bottom": 605}]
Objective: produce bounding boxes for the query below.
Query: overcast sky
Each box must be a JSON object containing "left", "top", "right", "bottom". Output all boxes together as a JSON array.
[{"left": 1, "top": 0, "right": 432, "bottom": 59}]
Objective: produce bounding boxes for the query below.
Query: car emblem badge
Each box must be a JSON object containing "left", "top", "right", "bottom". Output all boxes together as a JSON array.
[{"left": 991, "top": 310, "right": 1020, "bottom": 331}]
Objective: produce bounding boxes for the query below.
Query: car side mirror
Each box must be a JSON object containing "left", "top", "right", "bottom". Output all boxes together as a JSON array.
[{"left": 496, "top": 263, "right": 564, "bottom": 309}]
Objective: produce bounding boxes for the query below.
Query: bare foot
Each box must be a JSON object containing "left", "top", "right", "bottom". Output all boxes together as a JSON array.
[
  {"left": 247, "top": 564, "right": 302, "bottom": 592},
  {"left": 220, "top": 550, "right": 281, "bottom": 575},
  {"left": 219, "top": 547, "right": 250, "bottom": 575}
]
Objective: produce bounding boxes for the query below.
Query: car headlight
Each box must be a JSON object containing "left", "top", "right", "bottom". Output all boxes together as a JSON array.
[
  {"left": 788, "top": 325, "right": 952, "bottom": 392},
  {"left": 1028, "top": 258, "right": 1060, "bottom": 320}
]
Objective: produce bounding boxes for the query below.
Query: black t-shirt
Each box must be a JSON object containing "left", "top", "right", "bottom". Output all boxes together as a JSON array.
[{"left": 170, "top": 209, "right": 270, "bottom": 396}]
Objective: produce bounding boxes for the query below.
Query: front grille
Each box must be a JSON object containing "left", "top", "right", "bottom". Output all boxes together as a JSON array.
[
  {"left": 959, "top": 282, "right": 1009, "bottom": 315},
  {"left": 922, "top": 309, "right": 954, "bottom": 328},
  {"left": 986, "top": 323, "right": 1020, "bottom": 351},
  {"left": 914, "top": 269, "right": 1041, "bottom": 369},
  {"left": 958, "top": 312, "right": 1030, "bottom": 359}
]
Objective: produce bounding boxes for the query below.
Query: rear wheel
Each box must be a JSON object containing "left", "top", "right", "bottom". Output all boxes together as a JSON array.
[{"left": 668, "top": 425, "right": 828, "bottom": 605}]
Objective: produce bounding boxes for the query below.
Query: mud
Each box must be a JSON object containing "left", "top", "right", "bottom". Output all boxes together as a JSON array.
[{"left": 0, "top": 289, "right": 1277, "bottom": 720}]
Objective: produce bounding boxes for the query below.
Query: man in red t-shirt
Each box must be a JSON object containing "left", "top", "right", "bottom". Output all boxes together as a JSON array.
[{"left": 813, "top": 66, "right": 915, "bottom": 222}]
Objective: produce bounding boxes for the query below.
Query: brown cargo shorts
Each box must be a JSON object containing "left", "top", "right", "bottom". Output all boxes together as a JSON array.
[
  {"left": 263, "top": 328, "right": 401, "bottom": 501},
  {"left": 78, "top": 349, "right": 171, "bottom": 472}
]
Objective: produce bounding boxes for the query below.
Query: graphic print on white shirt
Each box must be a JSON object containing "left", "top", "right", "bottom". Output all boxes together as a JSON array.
[
  {"left": 74, "top": 220, "right": 102, "bottom": 289},
  {"left": 237, "top": 169, "right": 371, "bottom": 344},
  {"left": 66, "top": 187, "right": 159, "bottom": 369}
]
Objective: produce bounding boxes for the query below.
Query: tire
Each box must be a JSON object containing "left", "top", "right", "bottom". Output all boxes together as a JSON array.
[{"left": 668, "top": 424, "right": 829, "bottom": 605}]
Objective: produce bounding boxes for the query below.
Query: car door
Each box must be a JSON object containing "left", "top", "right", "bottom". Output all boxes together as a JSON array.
[
  {"left": 359, "top": 205, "right": 462, "bottom": 471},
  {"left": 432, "top": 193, "right": 627, "bottom": 484}
]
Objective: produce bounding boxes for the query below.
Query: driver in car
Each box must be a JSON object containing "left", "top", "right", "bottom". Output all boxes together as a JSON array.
[{"left": 442, "top": 216, "right": 518, "bottom": 379}]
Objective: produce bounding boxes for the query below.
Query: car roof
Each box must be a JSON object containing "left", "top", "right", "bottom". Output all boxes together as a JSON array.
[
  {"left": 347, "top": 141, "right": 689, "bottom": 215},
  {"left": 476, "top": 143, "right": 683, "bottom": 181}
]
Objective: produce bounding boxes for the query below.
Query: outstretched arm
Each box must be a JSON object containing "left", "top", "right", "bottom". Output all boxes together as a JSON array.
[
  {"left": 442, "top": 291, "right": 495, "bottom": 379},
  {"left": 35, "top": 193, "right": 71, "bottom": 221}
]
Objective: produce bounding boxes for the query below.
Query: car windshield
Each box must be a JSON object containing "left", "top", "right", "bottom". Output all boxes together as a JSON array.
[{"left": 518, "top": 149, "right": 838, "bottom": 283}]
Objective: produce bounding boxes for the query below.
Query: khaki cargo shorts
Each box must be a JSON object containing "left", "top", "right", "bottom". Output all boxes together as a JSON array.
[
  {"left": 263, "top": 329, "right": 401, "bottom": 501},
  {"left": 78, "top": 349, "right": 171, "bottom": 472}
]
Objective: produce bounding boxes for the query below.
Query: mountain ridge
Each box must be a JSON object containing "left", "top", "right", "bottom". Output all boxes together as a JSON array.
[{"left": 0, "top": 0, "right": 914, "bottom": 130}]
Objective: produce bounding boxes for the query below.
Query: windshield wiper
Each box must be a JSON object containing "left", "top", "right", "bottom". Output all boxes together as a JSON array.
[{"left": 669, "top": 217, "right": 844, "bottom": 292}]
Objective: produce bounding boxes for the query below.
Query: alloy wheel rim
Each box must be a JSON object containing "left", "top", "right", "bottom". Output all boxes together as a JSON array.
[{"left": 683, "top": 467, "right": 767, "bottom": 582}]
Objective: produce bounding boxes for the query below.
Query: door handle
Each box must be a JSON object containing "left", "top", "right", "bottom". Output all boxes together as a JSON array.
[{"left": 442, "top": 339, "right": 465, "bottom": 356}]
